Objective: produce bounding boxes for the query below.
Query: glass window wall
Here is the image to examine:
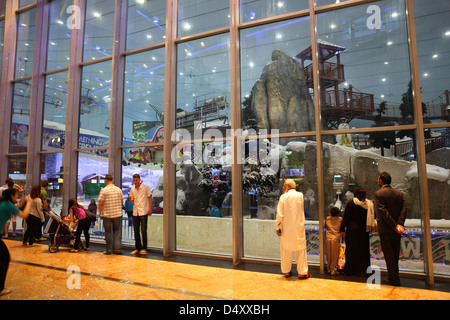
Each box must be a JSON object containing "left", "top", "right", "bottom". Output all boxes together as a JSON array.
[
  {"left": 315, "top": 0, "right": 412, "bottom": 130},
  {"left": 322, "top": 129, "right": 424, "bottom": 274},
  {"left": 43, "top": 71, "right": 68, "bottom": 150},
  {"left": 424, "top": 127, "right": 450, "bottom": 275},
  {"left": 177, "top": 0, "right": 229, "bottom": 38},
  {"left": 46, "top": 0, "right": 73, "bottom": 71},
  {"left": 126, "top": 0, "right": 166, "bottom": 51},
  {"left": 40, "top": 152, "right": 64, "bottom": 215},
  {"left": 240, "top": 16, "right": 314, "bottom": 134},
  {"left": 79, "top": 60, "right": 112, "bottom": 147},
  {"left": 10, "top": 80, "right": 31, "bottom": 153},
  {"left": 15, "top": 8, "right": 36, "bottom": 78},
  {"left": 123, "top": 48, "right": 165, "bottom": 145},
  {"left": 414, "top": 0, "right": 450, "bottom": 124},
  {"left": 176, "top": 33, "right": 231, "bottom": 134},
  {"left": 122, "top": 146, "right": 164, "bottom": 249},
  {"left": 83, "top": 0, "right": 115, "bottom": 61},
  {"left": 242, "top": 136, "right": 319, "bottom": 262},
  {"left": 240, "top": 0, "right": 308, "bottom": 23}
]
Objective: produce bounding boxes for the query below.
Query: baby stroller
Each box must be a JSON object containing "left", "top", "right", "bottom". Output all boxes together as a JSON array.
[{"left": 42, "top": 209, "right": 77, "bottom": 253}]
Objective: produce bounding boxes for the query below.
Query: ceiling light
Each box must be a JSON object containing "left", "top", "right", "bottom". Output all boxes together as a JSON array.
[
  {"left": 382, "top": 78, "right": 386, "bottom": 82},
  {"left": 183, "top": 22, "right": 191, "bottom": 31},
  {"left": 384, "top": 61, "right": 389, "bottom": 65},
  {"left": 146, "top": 34, "right": 152, "bottom": 39},
  {"left": 330, "top": 24, "right": 336, "bottom": 29},
  {"left": 277, "top": 1, "right": 284, "bottom": 8},
  {"left": 423, "top": 73, "right": 429, "bottom": 77},
  {"left": 137, "top": 0, "right": 145, "bottom": 4},
  {"left": 56, "top": 20, "right": 64, "bottom": 25},
  {"left": 93, "top": 12, "right": 101, "bottom": 18},
  {"left": 445, "top": 31, "right": 450, "bottom": 36},
  {"left": 249, "top": 62, "right": 254, "bottom": 68},
  {"left": 387, "top": 41, "right": 393, "bottom": 46},
  {"left": 391, "top": 12, "right": 398, "bottom": 18},
  {"left": 432, "top": 54, "right": 438, "bottom": 59}
]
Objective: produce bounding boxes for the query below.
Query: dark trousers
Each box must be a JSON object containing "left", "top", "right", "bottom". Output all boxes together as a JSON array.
[
  {"left": 74, "top": 218, "right": 91, "bottom": 250},
  {"left": 132, "top": 215, "right": 148, "bottom": 251},
  {"left": 0, "top": 239, "right": 10, "bottom": 291},
  {"left": 380, "top": 231, "right": 402, "bottom": 285},
  {"left": 23, "top": 215, "right": 41, "bottom": 245}
]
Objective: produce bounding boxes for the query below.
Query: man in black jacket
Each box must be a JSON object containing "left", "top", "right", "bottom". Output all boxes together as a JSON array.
[{"left": 374, "top": 172, "right": 407, "bottom": 286}]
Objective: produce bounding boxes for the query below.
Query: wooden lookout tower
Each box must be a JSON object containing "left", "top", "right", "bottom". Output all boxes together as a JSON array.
[{"left": 296, "top": 40, "right": 375, "bottom": 129}]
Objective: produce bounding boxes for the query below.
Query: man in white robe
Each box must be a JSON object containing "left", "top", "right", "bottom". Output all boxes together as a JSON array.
[{"left": 275, "top": 179, "right": 311, "bottom": 279}]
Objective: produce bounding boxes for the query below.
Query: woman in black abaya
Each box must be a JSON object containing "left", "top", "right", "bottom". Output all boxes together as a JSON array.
[{"left": 340, "top": 187, "right": 376, "bottom": 276}]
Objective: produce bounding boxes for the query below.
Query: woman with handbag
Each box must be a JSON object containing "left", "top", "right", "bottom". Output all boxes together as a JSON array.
[{"left": 64, "top": 199, "right": 90, "bottom": 252}]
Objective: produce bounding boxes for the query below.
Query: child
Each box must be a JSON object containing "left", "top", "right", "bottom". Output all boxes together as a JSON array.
[{"left": 325, "top": 206, "right": 342, "bottom": 275}]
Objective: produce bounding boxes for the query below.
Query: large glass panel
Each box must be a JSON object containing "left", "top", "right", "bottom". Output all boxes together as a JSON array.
[
  {"left": 43, "top": 71, "right": 68, "bottom": 151},
  {"left": 126, "top": 0, "right": 166, "bottom": 50},
  {"left": 122, "top": 146, "right": 164, "bottom": 249},
  {"left": 15, "top": 8, "right": 36, "bottom": 78},
  {"left": 315, "top": 0, "right": 351, "bottom": 6},
  {"left": 123, "top": 48, "right": 165, "bottom": 145},
  {"left": 414, "top": 0, "right": 450, "bottom": 124},
  {"left": 10, "top": 80, "right": 31, "bottom": 153},
  {"left": 322, "top": 129, "right": 424, "bottom": 274},
  {"left": 79, "top": 60, "right": 112, "bottom": 148},
  {"left": 177, "top": 0, "right": 229, "bottom": 38},
  {"left": 76, "top": 150, "right": 109, "bottom": 242},
  {"left": 7, "top": 155, "right": 27, "bottom": 190},
  {"left": 240, "top": 16, "right": 314, "bottom": 133},
  {"left": 175, "top": 140, "right": 232, "bottom": 255},
  {"left": 424, "top": 127, "right": 450, "bottom": 276},
  {"left": 83, "top": 0, "right": 115, "bottom": 61},
  {"left": 0, "top": 19, "right": 4, "bottom": 72},
  {"left": 46, "top": 0, "right": 73, "bottom": 71},
  {"left": 40, "top": 152, "right": 64, "bottom": 215},
  {"left": 176, "top": 33, "right": 231, "bottom": 134},
  {"left": 242, "top": 135, "right": 319, "bottom": 262},
  {"left": 19, "top": 0, "right": 36, "bottom": 7},
  {"left": 240, "top": 0, "right": 308, "bottom": 23},
  {"left": 315, "top": 1, "right": 411, "bottom": 130}
]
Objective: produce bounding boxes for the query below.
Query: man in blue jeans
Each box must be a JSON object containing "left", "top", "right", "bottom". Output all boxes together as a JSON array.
[
  {"left": 129, "top": 174, "right": 152, "bottom": 256},
  {"left": 98, "top": 175, "right": 123, "bottom": 255}
]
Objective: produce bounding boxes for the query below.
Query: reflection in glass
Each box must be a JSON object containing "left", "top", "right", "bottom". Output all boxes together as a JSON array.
[
  {"left": 123, "top": 49, "right": 165, "bottom": 145},
  {"left": 7, "top": 155, "right": 27, "bottom": 188},
  {"left": 316, "top": 1, "right": 411, "bottom": 130},
  {"left": 175, "top": 141, "right": 232, "bottom": 255},
  {"left": 322, "top": 130, "right": 423, "bottom": 273},
  {"left": 15, "top": 8, "right": 36, "bottom": 78},
  {"left": 0, "top": 19, "right": 4, "bottom": 72},
  {"left": 177, "top": 0, "right": 229, "bottom": 38},
  {"left": 240, "top": 0, "right": 308, "bottom": 22},
  {"left": 40, "top": 152, "right": 64, "bottom": 215},
  {"left": 43, "top": 72, "right": 68, "bottom": 150},
  {"left": 10, "top": 81, "right": 31, "bottom": 153},
  {"left": 242, "top": 136, "right": 318, "bottom": 261},
  {"left": 176, "top": 33, "right": 231, "bottom": 134},
  {"left": 79, "top": 60, "right": 112, "bottom": 147},
  {"left": 414, "top": 0, "right": 450, "bottom": 124},
  {"left": 424, "top": 127, "right": 450, "bottom": 275},
  {"left": 126, "top": 0, "right": 166, "bottom": 50},
  {"left": 83, "top": 0, "right": 115, "bottom": 61},
  {"left": 122, "top": 146, "right": 164, "bottom": 249},
  {"left": 46, "top": 1, "right": 72, "bottom": 71},
  {"left": 240, "top": 17, "right": 315, "bottom": 133}
]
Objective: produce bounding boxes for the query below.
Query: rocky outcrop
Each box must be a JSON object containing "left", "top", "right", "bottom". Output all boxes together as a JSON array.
[{"left": 249, "top": 50, "right": 315, "bottom": 134}]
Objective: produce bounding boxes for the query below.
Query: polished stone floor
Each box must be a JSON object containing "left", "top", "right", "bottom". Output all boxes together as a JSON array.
[{"left": 1, "top": 239, "right": 450, "bottom": 301}]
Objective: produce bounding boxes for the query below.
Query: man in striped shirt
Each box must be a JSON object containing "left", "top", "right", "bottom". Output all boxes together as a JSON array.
[{"left": 98, "top": 175, "right": 123, "bottom": 254}]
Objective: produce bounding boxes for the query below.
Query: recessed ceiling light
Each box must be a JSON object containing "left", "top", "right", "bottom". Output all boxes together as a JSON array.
[
  {"left": 432, "top": 54, "right": 438, "bottom": 59},
  {"left": 387, "top": 41, "right": 393, "bottom": 46}
]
